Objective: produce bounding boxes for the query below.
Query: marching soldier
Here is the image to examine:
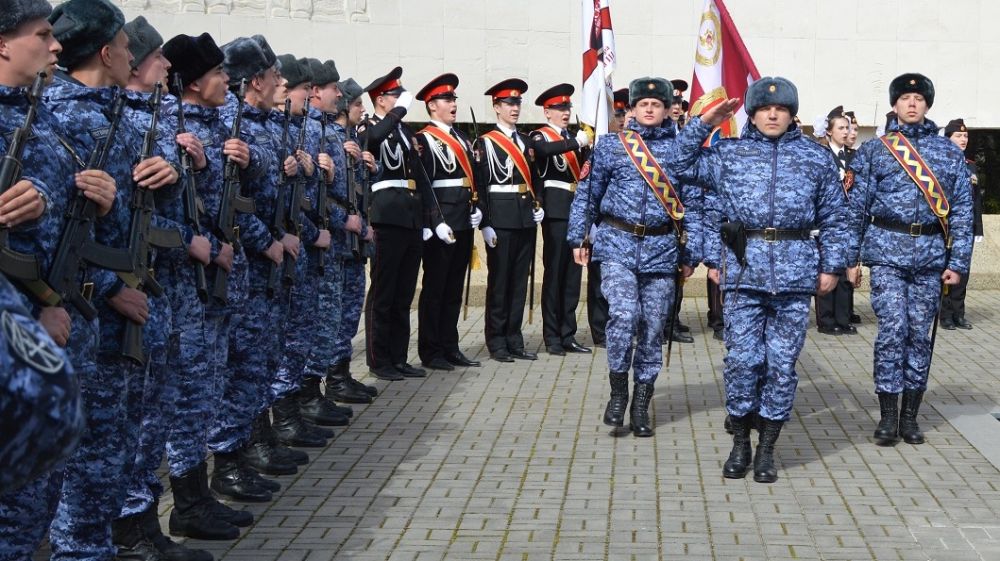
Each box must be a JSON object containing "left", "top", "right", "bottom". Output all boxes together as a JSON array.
[
  {"left": 813, "top": 105, "right": 858, "bottom": 336},
  {"left": 530, "top": 83, "right": 593, "bottom": 356},
  {"left": 414, "top": 73, "right": 484, "bottom": 370},
  {"left": 476, "top": 79, "right": 543, "bottom": 363},
  {"left": 569, "top": 77, "right": 699, "bottom": 438},
  {"left": 665, "top": 79, "right": 694, "bottom": 344},
  {"left": 847, "top": 74, "right": 973, "bottom": 447},
  {"left": 360, "top": 66, "right": 444, "bottom": 380},
  {"left": 674, "top": 78, "right": 848, "bottom": 482},
  {"left": 939, "top": 118, "right": 980, "bottom": 330}
]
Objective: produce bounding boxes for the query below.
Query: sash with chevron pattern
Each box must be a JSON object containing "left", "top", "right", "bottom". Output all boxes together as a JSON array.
[
  {"left": 618, "top": 131, "right": 685, "bottom": 221},
  {"left": 880, "top": 131, "right": 950, "bottom": 236}
]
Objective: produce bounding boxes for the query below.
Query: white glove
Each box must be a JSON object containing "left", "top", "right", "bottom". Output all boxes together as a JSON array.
[
  {"left": 532, "top": 207, "right": 545, "bottom": 224},
  {"left": 422, "top": 227, "right": 433, "bottom": 241},
  {"left": 469, "top": 207, "right": 483, "bottom": 228},
  {"left": 482, "top": 226, "right": 498, "bottom": 248},
  {"left": 575, "top": 129, "right": 591, "bottom": 148},
  {"left": 394, "top": 91, "right": 413, "bottom": 111},
  {"left": 435, "top": 222, "right": 456, "bottom": 244},
  {"left": 975, "top": 235, "right": 984, "bottom": 243}
]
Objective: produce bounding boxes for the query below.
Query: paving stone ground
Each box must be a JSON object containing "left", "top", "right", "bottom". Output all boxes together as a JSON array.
[{"left": 40, "top": 291, "right": 1000, "bottom": 561}]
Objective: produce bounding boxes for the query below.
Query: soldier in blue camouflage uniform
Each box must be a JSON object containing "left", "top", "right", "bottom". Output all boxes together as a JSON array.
[
  {"left": 208, "top": 35, "right": 300, "bottom": 504},
  {"left": 846, "top": 74, "right": 973, "bottom": 448},
  {"left": 162, "top": 32, "right": 263, "bottom": 550},
  {"left": 326, "top": 77, "right": 380, "bottom": 403},
  {"left": 567, "top": 77, "right": 698, "bottom": 438},
  {"left": 265, "top": 54, "right": 340, "bottom": 448},
  {"left": 672, "top": 77, "right": 848, "bottom": 484},
  {"left": 0, "top": 2, "right": 115, "bottom": 556},
  {"left": 44, "top": 0, "right": 182, "bottom": 557}
]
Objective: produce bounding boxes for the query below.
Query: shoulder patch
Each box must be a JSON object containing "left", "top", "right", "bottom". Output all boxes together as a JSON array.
[
  {"left": 2, "top": 310, "right": 65, "bottom": 375},
  {"left": 89, "top": 126, "right": 111, "bottom": 142}
]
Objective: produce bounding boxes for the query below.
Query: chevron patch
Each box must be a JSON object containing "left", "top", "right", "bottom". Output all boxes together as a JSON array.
[{"left": 618, "top": 131, "right": 685, "bottom": 220}]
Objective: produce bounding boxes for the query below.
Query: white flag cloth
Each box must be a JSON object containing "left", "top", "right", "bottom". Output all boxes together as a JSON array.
[{"left": 581, "top": 0, "right": 616, "bottom": 136}]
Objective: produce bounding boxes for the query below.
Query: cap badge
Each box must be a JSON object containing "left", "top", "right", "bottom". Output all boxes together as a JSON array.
[
  {"left": 909, "top": 79, "right": 916, "bottom": 85},
  {"left": 768, "top": 84, "right": 776, "bottom": 93},
  {"left": 511, "top": 90, "right": 520, "bottom": 96},
  {"left": 647, "top": 83, "right": 655, "bottom": 90}
]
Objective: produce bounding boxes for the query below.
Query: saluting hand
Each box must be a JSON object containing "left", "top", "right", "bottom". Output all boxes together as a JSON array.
[
  {"left": 702, "top": 97, "right": 742, "bottom": 127},
  {"left": 75, "top": 170, "right": 116, "bottom": 217},
  {"left": 0, "top": 179, "right": 46, "bottom": 227}
]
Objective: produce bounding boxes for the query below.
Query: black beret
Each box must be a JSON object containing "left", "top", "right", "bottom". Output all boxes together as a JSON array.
[
  {"left": 889, "top": 73, "right": 934, "bottom": 108},
  {"left": 944, "top": 118, "right": 968, "bottom": 137},
  {"left": 628, "top": 77, "right": 673, "bottom": 107},
  {"left": 336, "top": 77, "right": 363, "bottom": 114},
  {"left": 0, "top": 0, "right": 52, "bottom": 35},
  {"left": 306, "top": 59, "right": 339, "bottom": 86},
  {"left": 123, "top": 16, "right": 162, "bottom": 69},
  {"left": 277, "top": 54, "right": 311, "bottom": 89},
  {"left": 745, "top": 76, "right": 799, "bottom": 116},
  {"left": 163, "top": 33, "right": 224, "bottom": 94},
  {"left": 221, "top": 36, "right": 271, "bottom": 85},
  {"left": 50, "top": 0, "right": 125, "bottom": 70}
]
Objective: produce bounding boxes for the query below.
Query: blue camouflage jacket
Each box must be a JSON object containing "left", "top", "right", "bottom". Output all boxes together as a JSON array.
[
  {"left": 46, "top": 75, "right": 145, "bottom": 355},
  {"left": 847, "top": 117, "right": 973, "bottom": 274},
  {"left": 219, "top": 94, "right": 281, "bottom": 291},
  {"left": 308, "top": 110, "right": 349, "bottom": 261},
  {"left": 567, "top": 119, "right": 698, "bottom": 274},
  {"left": 672, "top": 117, "right": 848, "bottom": 295},
  {"left": 331, "top": 120, "right": 376, "bottom": 260},
  {"left": 0, "top": 272, "right": 82, "bottom": 494}
]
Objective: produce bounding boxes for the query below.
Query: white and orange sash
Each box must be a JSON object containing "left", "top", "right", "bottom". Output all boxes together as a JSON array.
[
  {"left": 533, "top": 126, "right": 582, "bottom": 180},
  {"left": 483, "top": 129, "right": 535, "bottom": 197}
]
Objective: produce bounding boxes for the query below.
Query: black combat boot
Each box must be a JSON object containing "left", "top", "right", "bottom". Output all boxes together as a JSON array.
[
  {"left": 168, "top": 466, "right": 240, "bottom": 540},
  {"left": 753, "top": 418, "right": 784, "bottom": 483},
  {"left": 138, "top": 497, "right": 214, "bottom": 561},
  {"left": 258, "top": 412, "right": 309, "bottom": 465},
  {"left": 190, "top": 463, "right": 253, "bottom": 528},
  {"left": 899, "top": 389, "right": 925, "bottom": 444},
  {"left": 602, "top": 372, "right": 629, "bottom": 427},
  {"left": 271, "top": 395, "right": 327, "bottom": 448},
  {"left": 874, "top": 392, "right": 900, "bottom": 446},
  {"left": 298, "top": 377, "right": 352, "bottom": 426},
  {"left": 242, "top": 414, "right": 298, "bottom": 476},
  {"left": 629, "top": 382, "right": 655, "bottom": 437},
  {"left": 209, "top": 451, "right": 272, "bottom": 503},
  {"left": 723, "top": 414, "right": 753, "bottom": 479},
  {"left": 326, "top": 362, "right": 374, "bottom": 404},
  {"left": 723, "top": 414, "right": 733, "bottom": 434},
  {"left": 235, "top": 445, "right": 282, "bottom": 493},
  {"left": 113, "top": 512, "right": 163, "bottom": 560}
]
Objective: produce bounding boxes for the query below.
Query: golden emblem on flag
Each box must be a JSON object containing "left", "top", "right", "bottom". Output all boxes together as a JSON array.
[{"left": 695, "top": 6, "right": 721, "bottom": 66}]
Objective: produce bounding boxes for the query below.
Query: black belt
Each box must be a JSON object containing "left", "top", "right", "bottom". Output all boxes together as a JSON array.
[
  {"left": 603, "top": 216, "right": 674, "bottom": 238},
  {"left": 744, "top": 228, "right": 813, "bottom": 242},
  {"left": 869, "top": 215, "right": 943, "bottom": 237}
]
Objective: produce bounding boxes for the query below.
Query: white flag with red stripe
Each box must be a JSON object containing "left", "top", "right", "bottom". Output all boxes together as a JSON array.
[
  {"left": 688, "top": 0, "right": 761, "bottom": 144},
  {"left": 581, "top": 0, "right": 616, "bottom": 136}
]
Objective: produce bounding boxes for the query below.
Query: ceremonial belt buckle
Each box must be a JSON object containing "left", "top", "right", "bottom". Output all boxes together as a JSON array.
[
  {"left": 763, "top": 227, "right": 778, "bottom": 243},
  {"left": 82, "top": 282, "right": 94, "bottom": 302},
  {"left": 633, "top": 223, "right": 647, "bottom": 237},
  {"left": 406, "top": 179, "right": 416, "bottom": 191},
  {"left": 909, "top": 223, "right": 923, "bottom": 237}
]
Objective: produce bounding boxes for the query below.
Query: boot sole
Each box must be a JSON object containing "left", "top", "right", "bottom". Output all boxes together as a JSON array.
[
  {"left": 874, "top": 435, "right": 899, "bottom": 446},
  {"left": 753, "top": 473, "right": 778, "bottom": 483},
  {"left": 902, "top": 435, "right": 925, "bottom": 445},
  {"left": 629, "top": 426, "right": 654, "bottom": 437},
  {"left": 602, "top": 418, "right": 624, "bottom": 427},
  {"left": 723, "top": 469, "right": 749, "bottom": 479}
]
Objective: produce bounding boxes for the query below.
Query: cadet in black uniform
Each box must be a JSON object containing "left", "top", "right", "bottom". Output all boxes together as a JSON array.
[
  {"left": 530, "top": 83, "right": 592, "bottom": 355},
  {"left": 414, "top": 73, "right": 483, "bottom": 370},
  {"left": 360, "top": 67, "right": 443, "bottom": 380},
  {"left": 475, "top": 79, "right": 543, "bottom": 362},
  {"left": 940, "top": 118, "right": 981, "bottom": 330}
]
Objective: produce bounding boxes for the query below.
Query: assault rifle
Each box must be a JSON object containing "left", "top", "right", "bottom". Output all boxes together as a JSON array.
[
  {"left": 312, "top": 113, "right": 330, "bottom": 274},
  {"left": 211, "top": 80, "right": 256, "bottom": 304},
  {"left": 266, "top": 99, "right": 292, "bottom": 297},
  {"left": 121, "top": 83, "right": 184, "bottom": 365},
  {"left": 281, "top": 99, "right": 312, "bottom": 284},
  {"left": 48, "top": 90, "right": 136, "bottom": 321},
  {"left": 173, "top": 74, "right": 208, "bottom": 302}
]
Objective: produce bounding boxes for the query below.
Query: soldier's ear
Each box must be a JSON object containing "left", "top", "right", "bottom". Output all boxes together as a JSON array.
[{"left": 0, "top": 35, "right": 10, "bottom": 58}]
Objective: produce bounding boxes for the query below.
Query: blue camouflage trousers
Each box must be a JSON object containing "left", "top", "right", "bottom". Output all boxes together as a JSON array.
[
  {"left": 331, "top": 259, "right": 366, "bottom": 366},
  {"left": 271, "top": 250, "right": 314, "bottom": 402},
  {"left": 723, "top": 290, "right": 811, "bottom": 422},
  {"left": 601, "top": 261, "right": 674, "bottom": 383},
  {"left": 50, "top": 354, "right": 143, "bottom": 561},
  {"left": 120, "top": 294, "right": 173, "bottom": 519},
  {"left": 0, "top": 315, "right": 97, "bottom": 560},
  {"left": 208, "top": 286, "right": 282, "bottom": 454},
  {"left": 303, "top": 255, "right": 344, "bottom": 379},
  {"left": 869, "top": 265, "right": 942, "bottom": 394}
]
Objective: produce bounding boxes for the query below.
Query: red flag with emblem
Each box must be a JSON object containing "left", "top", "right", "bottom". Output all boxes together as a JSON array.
[{"left": 581, "top": 0, "right": 616, "bottom": 136}]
